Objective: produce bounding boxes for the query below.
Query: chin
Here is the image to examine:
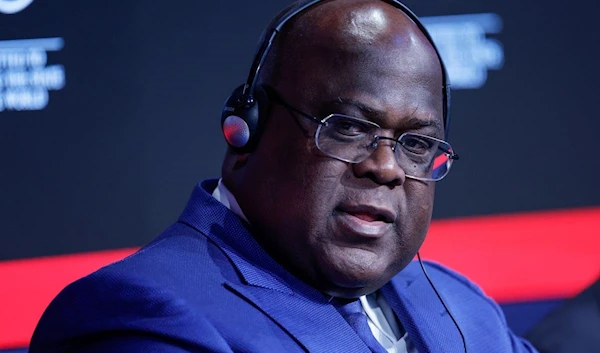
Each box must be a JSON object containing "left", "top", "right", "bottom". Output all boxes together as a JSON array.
[
  {"left": 316, "top": 267, "right": 390, "bottom": 298},
  {"left": 307, "top": 241, "right": 407, "bottom": 298},
  {"left": 314, "top": 254, "right": 414, "bottom": 298}
]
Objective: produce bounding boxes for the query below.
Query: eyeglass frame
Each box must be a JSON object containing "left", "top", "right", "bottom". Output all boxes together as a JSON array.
[{"left": 263, "top": 85, "right": 459, "bottom": 182}]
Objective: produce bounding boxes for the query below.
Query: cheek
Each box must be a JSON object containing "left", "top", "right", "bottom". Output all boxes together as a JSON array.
[
  {"left": 260, "top": 129, "right": 348, "bottom": 223},
  {"left": 409, "top": 182, "right": 435, "bottom": 215},
  {"left": 274, "top": 134, "right": 346, "bottom": 198},
  {"left": 288, "top": 164, "right": 348, "bottom": 224},
  {"left": 402, "top": 182, "right": 435, "bottom": 239}
]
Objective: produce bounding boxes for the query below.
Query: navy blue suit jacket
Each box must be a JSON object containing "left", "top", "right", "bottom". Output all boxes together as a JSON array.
[{"left": 30, "top": 179, "right": 537, "bottom": 352}]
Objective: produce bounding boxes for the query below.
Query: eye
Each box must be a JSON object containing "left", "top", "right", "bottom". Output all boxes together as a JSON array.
[
  {"left": 400, "top": 135, "right": 434, "bottom": 155},
  {"left": 330, "top": 118, "right": 370, "bottom": 136},
  {"left": 323, "top": 115, "right": 376, "bottom": 141}
]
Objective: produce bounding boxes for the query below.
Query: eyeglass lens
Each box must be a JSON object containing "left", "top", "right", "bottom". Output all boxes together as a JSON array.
[{"left": 315, "top": 114, "right": 454, "bottom": 181}]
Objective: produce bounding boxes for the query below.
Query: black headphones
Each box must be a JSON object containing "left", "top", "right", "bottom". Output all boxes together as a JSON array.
[{"left": 221, "top": 0, "right": 451, "bottom": 153}]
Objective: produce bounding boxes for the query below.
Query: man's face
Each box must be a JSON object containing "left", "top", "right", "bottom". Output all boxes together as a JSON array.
[{"left": 236, "top": 3, "right": 444, "bottom": 298}]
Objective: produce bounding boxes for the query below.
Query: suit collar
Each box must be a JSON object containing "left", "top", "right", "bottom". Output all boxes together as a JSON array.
[
  {"left": 179, "top": 179, "right": 297, "bottom": 293},
  {"left": 381, "top": 263, "right": 465, "bottom": 352}
]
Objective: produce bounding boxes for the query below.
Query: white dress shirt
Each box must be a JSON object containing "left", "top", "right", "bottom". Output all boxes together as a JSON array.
[{"left": 212, "top": 179, "right": 417, "bottom": 353}]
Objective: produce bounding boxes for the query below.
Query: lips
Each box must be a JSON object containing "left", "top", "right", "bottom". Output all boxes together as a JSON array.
[
  {"left": 337, "top": 204, "right": 396, "bottom": 223},
  {"left": 350, "top": 211, "right": 387, "bottom": 222},
  {"left": 334, "top": 204, "right": 396, "bottom": 239}
]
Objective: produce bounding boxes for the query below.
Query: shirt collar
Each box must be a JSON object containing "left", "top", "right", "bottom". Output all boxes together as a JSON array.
[{"left": 211, "top": 178, "right": 249, "bottom": 223}]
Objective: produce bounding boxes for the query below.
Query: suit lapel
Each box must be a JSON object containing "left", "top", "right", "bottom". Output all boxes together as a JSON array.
[
  {"left": 179, "top": 180, "right": 370, "bottom": 352},
  {"left": 225, "top": 281, "right": 370, "bottom": 353},
  {"left": 381, "top": 263, "right": 464, "bottom": 353}
]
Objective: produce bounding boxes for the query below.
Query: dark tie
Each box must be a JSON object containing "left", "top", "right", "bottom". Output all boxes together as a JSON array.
[{"left": 336, "top": 299, "right": 389, "bottom": 353}]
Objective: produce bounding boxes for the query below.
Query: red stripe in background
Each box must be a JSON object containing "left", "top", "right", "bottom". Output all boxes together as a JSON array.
[
  {"left": 421, "top": 207, "right": 600, "bottom": 303},
  {"left": 0, "top": 248, "right": 138, "bottom": 349},
  {"left": 1, "top": 208, "right": 599, "bottom": 349}
]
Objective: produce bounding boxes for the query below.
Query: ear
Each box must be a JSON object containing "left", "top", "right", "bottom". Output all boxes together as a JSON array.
[
  {"left": 235, "top": 152, "right": 250, "bottom": 165},
  {"left": 222, "top": 149, "right": 250, "bottom": 180}
]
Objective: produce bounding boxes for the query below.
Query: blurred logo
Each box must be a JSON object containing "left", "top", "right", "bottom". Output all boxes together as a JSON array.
[
  {"left": 0, "top": 0, "right": 34, "bottom": 14},
  {"left": 422, "top": 13, "right": 505, "bottom": 90},
  {"left": 0, "top": 37, "right": 65, "bottom": 112}
]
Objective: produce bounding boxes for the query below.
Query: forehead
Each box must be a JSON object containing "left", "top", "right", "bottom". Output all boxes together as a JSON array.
[
  {"left": 273, "top": 1, "right": 444, "bottom": 132},
  {"left": 280, "top": 44, "right": 444, "bottom": 134}
]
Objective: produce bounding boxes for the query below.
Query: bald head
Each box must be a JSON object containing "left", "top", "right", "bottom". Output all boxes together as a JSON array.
[{"left": 260, "top": 0, "right": 442, "bottom": 95}]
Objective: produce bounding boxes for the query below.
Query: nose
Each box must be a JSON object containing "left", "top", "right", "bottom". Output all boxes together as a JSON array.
[{"left": 352, "top": 138, "right": 406, "bottom": 187}]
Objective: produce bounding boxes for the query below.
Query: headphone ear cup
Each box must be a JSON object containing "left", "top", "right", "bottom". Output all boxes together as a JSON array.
[
  {"left": 222, "top": 114, "right": 250, "bottom": 148},
  {"left": 221, "top": 84, "right": 270, "bottom": 152},
  {"left": 221, "top": 84, "right": 256, "bottom": 151}
]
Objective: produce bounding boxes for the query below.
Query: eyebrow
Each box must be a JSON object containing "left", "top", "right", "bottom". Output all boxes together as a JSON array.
[
  {"left": 328, "top": 98, "right": 444, "bottom": 133},
  {"left": 402, "top": 116, "right": 444, "bottom": 133},
  {"left": 329, "top": 98, "right": 386, "bottom": 119}
]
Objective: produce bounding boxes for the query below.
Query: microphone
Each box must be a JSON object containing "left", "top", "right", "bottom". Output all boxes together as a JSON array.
[{"left": 417, "top": 252, "right": 468, "bottom": 353}]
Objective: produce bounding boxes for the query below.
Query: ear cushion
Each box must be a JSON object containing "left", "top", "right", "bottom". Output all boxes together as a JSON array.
[
  {"left": 221, "top": 84, "right": 270, "bottom": 152},
  {"left": 222, "top": 115, "right": 250, "bottom": 148}
]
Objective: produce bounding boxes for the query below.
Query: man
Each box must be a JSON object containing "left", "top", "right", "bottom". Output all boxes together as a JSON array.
[{"left": 30, "top": 1, "right": 537, "bottom": 352}]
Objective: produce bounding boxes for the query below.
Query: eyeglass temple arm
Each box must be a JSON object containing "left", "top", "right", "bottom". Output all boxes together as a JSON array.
[
  {"left": 263, "top": 85, "right": 326, "bottom": 125},
  {"left": 440, "top": 145, "right": 460, "bottom": 160}
]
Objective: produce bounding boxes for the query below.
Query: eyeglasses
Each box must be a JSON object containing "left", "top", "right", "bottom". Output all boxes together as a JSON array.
[{"left": 264, "top": 86, "right": 459, "bottom": 182}]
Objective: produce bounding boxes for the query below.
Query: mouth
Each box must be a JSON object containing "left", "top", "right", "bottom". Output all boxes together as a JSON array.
[
  {"left": 338, "top": 204, "right": 396, "bottom": 223},
  {"left": 334, "top": 204, "right": 396, "bottom": 239}
]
